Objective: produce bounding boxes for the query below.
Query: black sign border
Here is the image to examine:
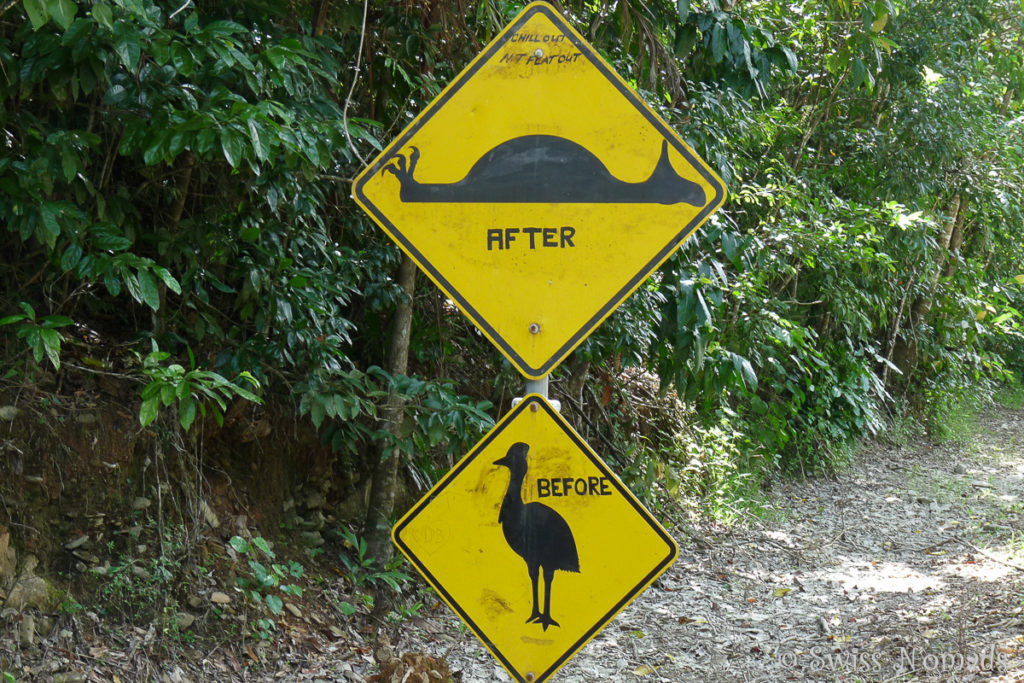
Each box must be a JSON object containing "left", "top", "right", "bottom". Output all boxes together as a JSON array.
[
  {"left": 353, "top": 1, "right": 727, "bottom": 379},
  {"left": 392, "top": 395, "right": 679, "bottom": 683}
]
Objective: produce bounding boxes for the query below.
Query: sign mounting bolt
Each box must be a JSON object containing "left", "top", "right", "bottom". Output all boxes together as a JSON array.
[
  {"left": 534, "top": 49, "right": 543, "bottom": 58},
  {"left": 529, "top": 323, "right": 541, "bottom": 335}
]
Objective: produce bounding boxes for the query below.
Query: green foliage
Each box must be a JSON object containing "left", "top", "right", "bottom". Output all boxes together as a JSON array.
[
  {"left": 58, "top": 594, "right": 85, "bottom": 615},
  {"left": 0, "top": 302, "right": 73, "bottom": 372},
  {"left": 139, "top": 342, "right": 262, "bottom": 430},
  {"left": 330, "top": 528, "right": 412, "bottom": 618},
  {"left": 337, "top": 528, "right": 411, "bottom": 593},
  {"left": 229, "top": 536, "right": 303, "bottom": 618},
  {"left": 993, "top": 379, "right": 1024, "bottom": 410},
  {"left": 305, "top": 367, "right": 494, "bottom": 485},
  {"left": 98, "top": 555, "right": 178, "bottom": 623},
  {"left": 1, "top": 0, "right": 1022, "bottom": 521}
]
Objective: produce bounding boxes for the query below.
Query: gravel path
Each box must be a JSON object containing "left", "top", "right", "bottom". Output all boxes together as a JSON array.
[{"left": 393, "top": 403, "right": 1024, "bottom": 682}]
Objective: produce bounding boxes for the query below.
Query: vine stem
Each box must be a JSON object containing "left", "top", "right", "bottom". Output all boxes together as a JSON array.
[{"left": 342, "top": 0, "right": 371, "bottom": 167}]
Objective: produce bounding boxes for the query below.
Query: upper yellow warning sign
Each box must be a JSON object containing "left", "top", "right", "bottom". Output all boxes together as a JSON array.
[
  {"left": 393, "top": 395, "right": 678, "bottom": 683},
  {"left": 353, "top": 1, "right": 726, "bottom": 379}
]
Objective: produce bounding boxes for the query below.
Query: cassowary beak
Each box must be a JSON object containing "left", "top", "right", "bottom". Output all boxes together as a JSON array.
[{"left": 494, "top": 442, "right": 528, "bottom": 467}]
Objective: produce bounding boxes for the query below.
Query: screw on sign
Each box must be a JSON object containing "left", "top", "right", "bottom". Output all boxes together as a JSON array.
[{"left": 353, "top": 1, "right": 726, "bottom": 380}]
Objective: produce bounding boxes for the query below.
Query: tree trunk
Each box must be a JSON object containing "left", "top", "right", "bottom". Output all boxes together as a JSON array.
[
  {"left": 893, "top": 194, "right": 961, "bottom": 373},
  {"left": 942, "top": 209, "right": 968, "bottom": 280},
  {"left": 362, "top": 0, "right": 437, "bottom": 567},
  {"left": 911, "top": 193, "right": 961, "bottom": 320},
  {"left": 363, "top": 253, "right": 417, "bottom": 565}
]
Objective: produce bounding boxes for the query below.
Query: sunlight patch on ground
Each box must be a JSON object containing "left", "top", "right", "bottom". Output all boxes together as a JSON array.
[
  {"left": 764, "top": 530, "right": 796, "bottom": 546},
  {"left": 939, "top": 553, "right": 1017, "bottom": 582},
  {"left": 825, "top": 560, "right": 946, "bottom": 594}
]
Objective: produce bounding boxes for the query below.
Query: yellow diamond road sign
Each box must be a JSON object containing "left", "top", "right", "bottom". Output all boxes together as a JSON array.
[
  {"left": 393, "top": 395, "right": 678, "bottom": 683},
  {"left": 353, "top": 1, "right": 726, "bottom": 379}
]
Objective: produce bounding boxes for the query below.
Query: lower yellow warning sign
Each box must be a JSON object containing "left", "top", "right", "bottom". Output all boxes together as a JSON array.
[{"left": 393, "top": 395, "right": 678, "bottom": 683}]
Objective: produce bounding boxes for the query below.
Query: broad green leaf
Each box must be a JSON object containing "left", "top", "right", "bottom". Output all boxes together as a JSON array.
[
  {"left": 139, "top": 395, "right": 160, "bottom": 426},
  {"left": 851, "top": 58, "right": 868, "bottom": 89},
  {"left": 229, "top": 536, "right": 249, "bottom": 553},
  {"left": 23, "top": 0, "right": 49, "bottom": 30},
  {"left": 142, "top": 133, "right": 165, "bottom": 166},
  {"left": 39, "top": 315, "right": 73, "bottom": 328},
  {"left": 0, "top": 315, "right": 28, "bottom": 327},
  {"left": 247, "top": 118, "right": 268, "bottom": 162},
  {"left": 677, "top": 0, "right": 690, "bottom": 23},
  {"left": 262, "top": 47, "right": 283, "bottom": 69},
  {"left": 61, "top": 242, "right": 82, "bottom": 272},
  {"left": 221, "top": 127, "right": 244, "bottom": 168},
  {"left": 711, "top": 25, "right": 725, "bottom": 63},
  {"left": 152, "top": 266, "right": 182, "bottom": 295},
  {"left": 38, "top": 203, "right": 61, "bottom": 248},
  {"left": 60, "top": 145, "right": 78, "bottom": 182},
  {"left": 740, "top": 358, "right": 757, "bottom": 390},
  {"left": 137, "top": 268, "right": 161, "bottom": 311},
  {"left": 25, "top": 329, "right": 44, "bottom": 364},
  {"left": 18, "top": 302, "right": 36, "bottom": 320},
  {"left": 253, "top": 536, "right": 274, "bottom": 557},
  {"left": 47, "top": 0, "right": 77, "bottom": 29},
  {"left": 141, "top": 380, "right": 164, "bottom": 400},
  {"left": 179, "top": 395, "right": 197, "bottom": 431},
  {"left": 92, "top": 229, "right": 132, "bottom": 252},
  {"left": 123, "top": 271, "right": 142, "bottom": 304},
  {"left": 695, "top": 290, "right": 711, "bottom": 326},
  {"left": 171, "top": 44, "right": 194, "bottom": 75},
  {"left": 112, "top": 23, "right": 141, "bottom": 70},
  {"left": 992, "top": 312, "right": 1014, "bottom": 325},
  {"left": 265, "top": 594, "right": 283, "bottom": 615},
  {"left": 92, "top": 2, "right": 113, "bottom": 30},
  {"left": 104, "top": 272, "right": 122, "bottom": 296},
  {"left": 39, "top": 328, "right": 61, "bottom": 369},
  {"left": 780, "top": 45, "right": 798, "bottom": 73},
  {"left": 674, "top": 24, "right": 698, "bottom": 58},
  {"left": 151, "top": 37, "right": 171, "bottom": 65},
  {"left": 309, "top": 400, "right": 325, "bottom": 429}
]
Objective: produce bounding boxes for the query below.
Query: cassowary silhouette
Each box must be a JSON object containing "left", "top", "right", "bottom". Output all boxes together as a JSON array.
[
  {"left": 381, "top": 135, "right": 706, "bottom": 206},
  {"left": 494, "top": 442, "right": 580, "bottom": 631}
]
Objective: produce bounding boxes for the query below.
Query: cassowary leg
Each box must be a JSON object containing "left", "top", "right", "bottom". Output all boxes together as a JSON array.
[
  {"left": 538, "top": 567, "right": 560, "bottom": 631},
  {"left": 526, "top": 562, "right": 542, "bottom": 624}
]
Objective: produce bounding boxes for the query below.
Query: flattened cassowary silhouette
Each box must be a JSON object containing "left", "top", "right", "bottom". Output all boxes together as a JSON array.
[
  {"left": 494, "top": 442, "right": 580, "bottom": 631},
  {"left": 381, "top": 135, "right": 706, "bottom": 206}
]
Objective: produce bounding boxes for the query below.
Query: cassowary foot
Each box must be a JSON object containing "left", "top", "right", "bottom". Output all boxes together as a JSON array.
[{"left": 533, "top": 614, "right": 560, "bottom": 631}]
